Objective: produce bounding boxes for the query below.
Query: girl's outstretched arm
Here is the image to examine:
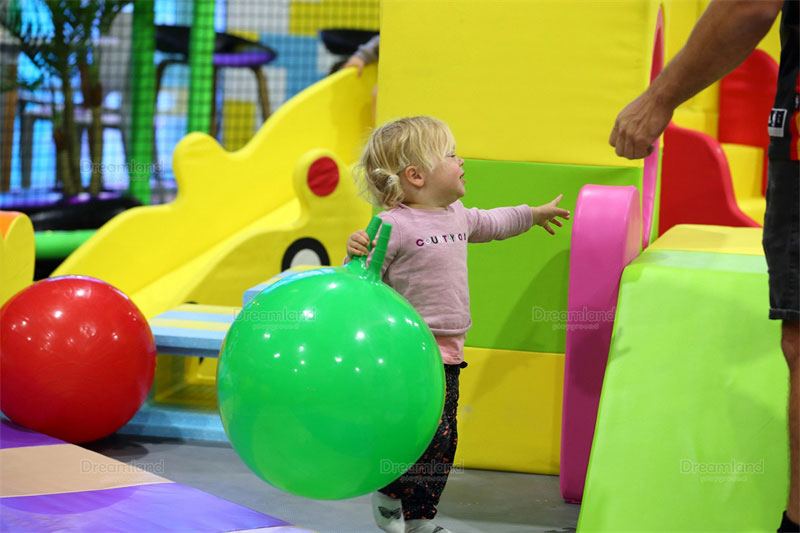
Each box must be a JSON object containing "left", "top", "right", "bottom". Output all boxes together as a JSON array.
[{"left": 531, "top": 194, "right": 571, "bottom": 235}]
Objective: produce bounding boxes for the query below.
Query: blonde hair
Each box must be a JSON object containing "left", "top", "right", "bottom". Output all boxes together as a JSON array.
[{"left": 355, "top": 116, "right": 456, "bottom": 208}]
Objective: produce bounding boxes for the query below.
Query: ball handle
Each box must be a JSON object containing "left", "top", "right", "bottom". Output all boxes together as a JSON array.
[
  {"left": 365, "top": 215, "right": 382, "bottom": 249},
  {"left": 349, "top": 215, "right": 392, "bottom": 281},
  {"left": 369, "top": 219, "right": 392, "bottom": 278}
]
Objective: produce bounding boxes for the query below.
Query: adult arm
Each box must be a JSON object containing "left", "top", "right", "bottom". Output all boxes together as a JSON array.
[
  {"left": 341, "top": 34, "right": 380, "bottom": 75},
  {"left": 354, "top": 34, "right": 380, "bottom": 64},
  {"left": 609, "top": 0, "right": 784, "bottom": 159}
]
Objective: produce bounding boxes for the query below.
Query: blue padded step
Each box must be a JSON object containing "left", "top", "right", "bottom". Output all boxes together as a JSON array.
[
  {"left": 119, "top": 400, "right": 228, "bottom": 441},
  {"left": 149, "top": 304, "right": 239, "bottom": 358}
]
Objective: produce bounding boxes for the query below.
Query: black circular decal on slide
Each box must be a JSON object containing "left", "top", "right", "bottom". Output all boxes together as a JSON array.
[{"left": 281, "top": 238, "right": 330, "bottom": 271}]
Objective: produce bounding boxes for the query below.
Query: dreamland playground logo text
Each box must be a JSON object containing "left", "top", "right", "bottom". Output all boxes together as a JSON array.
[
  {"left": 80, "top": 459, "right": 164, "bottom": 475},
  {"left": 238, "top": 307, "right": 317, "bottom": 329},
  {"left": 680, "top": 459, "right": 764, "bottom": 484},
  {"left": 531, "top": 306, "right": 616, "bottom": 331},
  {"left": 379, "top": 459, "right": 465, "bottom": 482},
  {"left": 80, "top": 160, "right": 163, "bottom": 175}
]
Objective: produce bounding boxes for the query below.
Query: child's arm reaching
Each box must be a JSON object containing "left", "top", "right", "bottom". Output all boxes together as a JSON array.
[
  {"left": 530, "top": 194, "right": 571, "bottom": 235},
  {"left": 466, "top": 195, "right": 570, "bottom": 242}
]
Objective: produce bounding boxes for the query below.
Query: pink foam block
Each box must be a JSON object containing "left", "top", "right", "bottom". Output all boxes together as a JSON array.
[
  {"left": 641, "top": 6, "right": 663, "bottom": 248},
  {"left": 560, "top": 184, "right": 641, "bottom": 503}
]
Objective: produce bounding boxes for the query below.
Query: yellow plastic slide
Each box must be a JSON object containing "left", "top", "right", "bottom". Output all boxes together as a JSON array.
[
  {"left": 0, "top": 211, "right": 35, "bottom": 307},
  {"left": 54, "top": 67, "right": 376, "bottom": 318}
]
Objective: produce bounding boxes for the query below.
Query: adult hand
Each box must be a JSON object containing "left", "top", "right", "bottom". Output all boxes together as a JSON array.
[
  {"left": 609, "top": 90, "right": 674, "bottom": 159},
  {"left": 341, "top": 55, "right": 367, "bottom": 76}
]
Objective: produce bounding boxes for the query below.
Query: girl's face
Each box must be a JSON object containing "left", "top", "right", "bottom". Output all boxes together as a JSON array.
[{"left": 420, "top": 148, "right": 465, "bottom": 206}]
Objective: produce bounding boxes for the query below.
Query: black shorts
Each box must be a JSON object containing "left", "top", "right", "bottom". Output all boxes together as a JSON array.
[{"left": 763, "top": 159, "right": 800, "bottom": 322}]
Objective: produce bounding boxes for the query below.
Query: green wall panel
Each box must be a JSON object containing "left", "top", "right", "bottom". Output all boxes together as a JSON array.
[{"left": 462, "top": 159, "right": 643, "bottom": 353}]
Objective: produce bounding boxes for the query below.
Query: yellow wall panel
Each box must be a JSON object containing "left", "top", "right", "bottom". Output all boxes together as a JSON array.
[
  {"left": 663, "top": 0, "right": 703, "bottom": 62},
  {"left": 289, "top": 0, "right": 379, "bottom": 36},
  {"left": 455, "top": 347, "right": 564, "bottom": 475},
  {"left": 650, "top": 224, "right": 764, "bottom": 255},
  {"left": 758, "top": 16, "right": 782, "bottom": 63},
  {"left": 377, "top": 0, "right": 662, "bottom": 168},
  {"left": 672, "top": 107, "right": 718, "bottom": 137},
  {"left": 721, "top": 143, "right": 763, "bottom": 201}
]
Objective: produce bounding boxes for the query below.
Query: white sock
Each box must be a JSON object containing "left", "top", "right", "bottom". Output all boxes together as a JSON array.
[
  {"left": 405, "top": 519, "right": 452, "bottom": 533},
  {"left": 371, "top": 492, "right": 405, "bottom": 533}
]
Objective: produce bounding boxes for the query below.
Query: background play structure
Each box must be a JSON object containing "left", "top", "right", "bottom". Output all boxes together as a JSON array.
[
  {"left": 0, "top": 0, "right": 790, "bottom": 531},
  {"left": 0, "top": 0, "right": 379, "bottom": 277}
]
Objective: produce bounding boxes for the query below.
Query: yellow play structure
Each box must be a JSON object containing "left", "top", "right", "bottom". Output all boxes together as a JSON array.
[
  {"left": 0, "top": 211, "right": 35, "bottom": 307},
  {"left": 377, "top": 0, "right": 780, "bottom": 475},
  {"left": 53, "top": 67, "right": 376, "bottom": 319},
  {"left": 26, "top": 0, "right": 779, "bottom": 481},
  {"left": 378, "top": 0, "right": 668, "bottom": 474}
]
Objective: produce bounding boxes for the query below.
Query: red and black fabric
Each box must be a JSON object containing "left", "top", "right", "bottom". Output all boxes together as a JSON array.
[{"left": 768, "top": 0, "right": 799, "bottom": 161}]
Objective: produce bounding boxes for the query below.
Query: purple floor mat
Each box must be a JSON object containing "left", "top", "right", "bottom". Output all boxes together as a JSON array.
[
  {"left": 0, "top": 482, "right": 290, "bottom": 532},
  {"left": 0, "top": 419, "right": 64, "bottom": 449}
]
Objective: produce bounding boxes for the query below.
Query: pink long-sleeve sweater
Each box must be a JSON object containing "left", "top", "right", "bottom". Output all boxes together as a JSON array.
[{"left": 367, "top": 201, "right": 533, "bottom": 364}]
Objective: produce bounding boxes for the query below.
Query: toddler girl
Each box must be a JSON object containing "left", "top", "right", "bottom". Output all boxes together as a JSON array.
[{"left": 346, "top": 116, "right": 569, "bottom": 533}]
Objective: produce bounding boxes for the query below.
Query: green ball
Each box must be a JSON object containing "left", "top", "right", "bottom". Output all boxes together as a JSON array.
[{"left": 217, "top": 262, "right": 445, "bottom": 500}]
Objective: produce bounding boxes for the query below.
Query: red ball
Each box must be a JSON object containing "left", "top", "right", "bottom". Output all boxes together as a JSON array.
[{"left": 0, "top": 276, "right": 156, "bottom": 443}]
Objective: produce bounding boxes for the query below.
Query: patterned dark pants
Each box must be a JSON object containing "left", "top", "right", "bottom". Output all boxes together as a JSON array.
[{"left": 379, "top": 362, "right": 464, "bottom": 520}]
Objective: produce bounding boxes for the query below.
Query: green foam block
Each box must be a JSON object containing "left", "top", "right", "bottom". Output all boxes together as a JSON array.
[
  {"left": 579, "top": 249, "right": 788, "bottom": 532},
  {"left": 462, "top": 158, "right": 643, "bottom": 354}
]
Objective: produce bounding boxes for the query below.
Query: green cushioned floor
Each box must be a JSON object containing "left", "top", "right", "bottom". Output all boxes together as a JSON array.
[{"left": 579, "top": 248, "right": 788, "bottom": 532}]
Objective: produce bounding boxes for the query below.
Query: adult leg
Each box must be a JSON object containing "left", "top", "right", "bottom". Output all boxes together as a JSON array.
[
  {"left": 763, "top": 160, "right": 800, "bottom": 530},
  {"left": 783, "top": 320, "right": 799, "bottom": 524}
]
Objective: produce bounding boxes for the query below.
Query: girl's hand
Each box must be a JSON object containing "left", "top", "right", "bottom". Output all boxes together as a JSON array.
[
  {"left": 531, "top": 194, "right": 571, "bottom": 235},
  {"left": 347, "top": 230, "right": 376, "bottom": 256}
]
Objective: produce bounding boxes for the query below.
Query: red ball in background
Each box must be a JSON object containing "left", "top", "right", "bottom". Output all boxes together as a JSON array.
[{"left": 0, "top": 276, "right": 156, "bottom": 443}]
